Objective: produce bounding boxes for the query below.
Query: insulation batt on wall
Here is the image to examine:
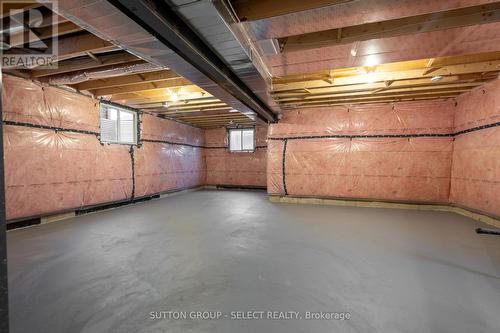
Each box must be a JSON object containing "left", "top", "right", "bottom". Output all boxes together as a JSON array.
[
  {"left": 2, "top": 75, "right": 205, "bottom": 221},
  {"left": 451, "top": 78, "right": 500, "bottom": 217},
  {"left": 268, "top": 100, "right": 456, "bottom": 203},
  {"left": 204, "top": 127, "right": 267, "bottom": 187}
]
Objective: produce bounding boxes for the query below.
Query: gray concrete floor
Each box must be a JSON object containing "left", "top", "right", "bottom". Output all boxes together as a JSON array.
[{"left": 7, "top": 189, "right": 500, "bottom": 333}]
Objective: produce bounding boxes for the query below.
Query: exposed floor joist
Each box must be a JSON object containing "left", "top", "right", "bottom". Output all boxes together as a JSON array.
[
  {"left": 30, "top": 52, "right": 141, "bottom": 77},
  {"left": 72, "top": 70, "right": 180, "bottom": 91},
  {"left": 230, "top": 0, "right": 352, "bottom": 21},
  {"left": 278, "top": 2, "right": 500, "bottom": 52},
  {"left": 92, "top": 78, "right": 192, "bottom": 96},
  {"left": 272, "top": 52, "right": 500, "bottom": 108}
]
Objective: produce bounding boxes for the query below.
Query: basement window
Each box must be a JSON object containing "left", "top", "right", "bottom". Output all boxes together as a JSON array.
[
  {"left": 99, "top": 103, "right": 137, "bottom": 144},
  {"left": 229, "top": 128, "right": 255, "bottom": 152}
]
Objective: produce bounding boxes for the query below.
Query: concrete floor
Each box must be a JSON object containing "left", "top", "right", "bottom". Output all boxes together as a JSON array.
[{"left": 7, "top": 189, "right": 500, "bottom": 333}]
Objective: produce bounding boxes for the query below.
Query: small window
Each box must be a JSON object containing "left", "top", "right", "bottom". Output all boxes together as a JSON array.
[
  {"left": 100, "top": 103, "right": 137, "bottom": 144},
  {"left": 229, "top": 128, "right": 255, "bottom": 152}
]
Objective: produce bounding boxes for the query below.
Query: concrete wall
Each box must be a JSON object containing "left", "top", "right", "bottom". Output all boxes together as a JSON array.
[{"left": 204, "top": 127, "right": 267, "bottom": 187}]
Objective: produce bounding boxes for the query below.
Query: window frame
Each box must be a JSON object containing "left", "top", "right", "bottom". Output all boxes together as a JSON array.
[
  {"left": 99, "top": 103, "right": 138, "bottom": 145},
  {"left": 228, "top": 127, "right": 256, "bottom": 153}
]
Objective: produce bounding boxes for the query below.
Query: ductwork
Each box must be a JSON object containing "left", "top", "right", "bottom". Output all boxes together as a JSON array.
[
  {"left": 168, "top": 0, "right": 282, "bottom": 114},
  {"left": 44, "top": 62, "right": 161, "bottom": 85},
  {"left": 52, "top": 0, "right": 277, "bottom": 124}
]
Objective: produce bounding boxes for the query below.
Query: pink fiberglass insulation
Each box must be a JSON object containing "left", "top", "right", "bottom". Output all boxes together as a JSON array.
[
  {"left": 4, "top": 125, "right": 132, "bottom": 220},
  {"left": 141, "top": 113, "right": 205, "bottom": 146},
  {"left": 2, "top": 75, "right": 207, "bottom": 220},
  {"left": 268, "top": 100, "right": 454, "bottom": 203},
  {"left": 249, "top": 0, "right": 497, "bottom": 40},
  {"left": 451, "top": 79, "right": 500, "bottom": 217},
  {"left": 133, "top": 143, "right": 205, "bottom": 198},
  {"left": 205, "top": 127, "right": 268, "bottom": 187},
  {"left": 281, "top": 137, "right": 452, "bottom": 202},
  {"left": 2, "top": 75, "right": 99, "bottom": 132},
  {"left": 270, "top": 101, "right": 455, "bottom": 138},
  {"left": 135, "top": 114, "right": 206, "bottom": 197}
]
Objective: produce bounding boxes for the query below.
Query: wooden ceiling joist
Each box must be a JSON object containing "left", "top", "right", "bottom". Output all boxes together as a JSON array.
[
  {"left": 0, "top": 3, "right": 252, "bottom": 128},
  {"left": 7, "top": 21, "right": 84, "bottom": 48},
  {"left": 273, "top": 58, "right": 500, "bottom": 90},
  {"left": 273, "top": 78, "right": 486, "bottom": 98},
  {"left": 109, "top": 85, "right": 203, "bottom": 102},
  {"left": 0, "top": 1, "right": 41, "bottom": 19},
  {"left": 285, "top": 93, "right": 462, "bottom": 109},
  {"left": 175, "top": 114, "right": 251, "bottom": 120},
  {"left": 283, "top": 89, "right": 467, "bottom": 106},
  {"left": 54, "top": 33, "right": 118, "bottom": 61},
  {"left": 271, "top": 51, "right": 500, "bottom": 108},
  {"left": 92, "top": 78, "right": 192, "bottom": 96},
  {"left": 140, "top": 101, "right": 227, "bottom": 111},
  {"left": 279, "top": 2, "right": 500, "bottom": 52},
  {"left": 73, "top": 70, "right": 180, "bottom": 91},
  {"left": 275, "top": 82, "right": 483, "bottom": 103},
  {"left": 161, "top": 109, "right": 235, "bottom": 117},
  {"left": 3, "top": 32, "right": 118, "bottom": 67},
  {"left": 231, "top": 0, "right": 352, "bottom": 21},
  {"left": 130, "top": 96, "right": 218, "bottom": 107},
  {"left": 30, "top": 52, "right": 140, "bottom": 77}
]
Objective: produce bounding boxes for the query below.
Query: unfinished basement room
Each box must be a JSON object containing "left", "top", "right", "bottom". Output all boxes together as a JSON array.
[{"left": 1, "top": 0, "right": 500, "bottom": 332}]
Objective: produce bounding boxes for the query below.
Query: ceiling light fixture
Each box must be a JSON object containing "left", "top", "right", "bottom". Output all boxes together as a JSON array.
[
  {"left": 363, "top": 54, "right": 380, "bottom": 67},
  {"left": 431, "top": 75, "right": 443, "bottom": 82}
]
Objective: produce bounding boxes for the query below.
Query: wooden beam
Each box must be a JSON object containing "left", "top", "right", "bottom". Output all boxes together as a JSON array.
[
  {"left": 279, "top": 88, "right": 470, "bottom": 106},
  {"left": 139, "top": 101, "right": 228, "bottom": 110},
  {"left": 279, "top": 2, "right": 500, "bottom": 52},
  {"left": 53, "top": 33, "right": 117, "bottom": 61},
  {"left": 276, "top": 82, "right": 483, "bottom": 102},
  {"left": 73, "top": 70, "right": 180, "bottom": 91},
  {"left": 272, "top": 78, "right": 485, "bottom": 97},
  {"left": 4, "top": 32, "right": 118, "bottom": 68},
  {"left": 175, "top": 113, "right": 250, "bottom": 119},
  {"left": 0, "top": 1, "right": 41, "bottom": 19},
  {"left": 282, "top": 95, "right": 458, "bottom": 109},
  {"left": 132, "top": 97, "right": 219, "bottom": 107},
  {"left": 109, "top": 85, "right": 203, "bottom": 102},
  {"left": 273, "top": 51, "right": 500, "bottom": 85},
  {"left": 116, "top": 94, "right": 213, "bottom": 105},
  {"left": 272, "top": 60, "right": 500, "bottom": 91},
  {"left": 231, "top": 0, "right": 352, "bottom": 21},
  {"left": 92, "top": 78, "right": 191, "bottom": 96},
  {"left": 285, "top": 91, "right": 462, "bottom": 107},
  {"left": 161, "top": 109, "right": 235, "bottom": 117},
  {"left": 7, "top": 21, "right": 83, "bottom": 48},
  {"left": 30, "top": 52, "right": 140, "bottom": 77}
]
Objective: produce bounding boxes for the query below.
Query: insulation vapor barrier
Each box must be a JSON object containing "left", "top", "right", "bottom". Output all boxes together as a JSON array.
[
  {"left": 137, "top": 114, "right": 206, "bottom": 197},
  {"left": 268, "top": 101, "right": 455, "bottom": 203},
  {"left": 205, "top": 127, "right": 267, "bottom": 187},
  {"left": 451, "top": 78, "right": 500, "bottom": 217},
  {"left": 2, "top": 75, "right": 205, "bottom": 221}
]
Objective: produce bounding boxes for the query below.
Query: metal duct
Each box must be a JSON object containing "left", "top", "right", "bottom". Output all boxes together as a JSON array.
[
  {"left": 52, "top": 0, "right": 277, "bottom": 123},
  {"left": 44, "top": 62, "right": 161, "bottom": 85},
  {"left": 168, "top": 0, "right": 282, "bottom": 114}
]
